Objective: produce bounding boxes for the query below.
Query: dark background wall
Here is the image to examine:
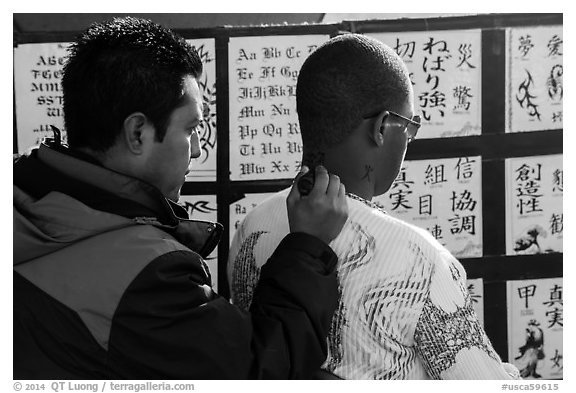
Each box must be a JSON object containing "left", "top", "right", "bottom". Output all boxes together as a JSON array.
[
  {"left": 13, "top": 13, "right": 472, "bottom": 33},
  {"left": 13, "top": 13, "right": 325, "bottom": 33}
]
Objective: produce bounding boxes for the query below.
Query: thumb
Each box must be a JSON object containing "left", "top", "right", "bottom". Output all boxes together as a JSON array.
[{"left": 287, "top": 165, "right": 309, "bottom": 202}]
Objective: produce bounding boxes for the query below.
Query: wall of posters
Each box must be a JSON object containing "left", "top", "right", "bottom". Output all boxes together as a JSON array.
[
  {"left": 505, "top": 154, "right": 563, "bottom": 255},
  {"left": 13, "top": 16, "right": 563, "bottom": 372},
  {"left": 505, "top": 26, "right": 563, "bottom": 133},
  {"left": 507, "top": 278, "right": 563, "bottom": 379},
  {"left": 228, "top": 35, "right": 329, "bottom": 180},
  {"left": 374, "top": 156, "right": 483, "bottom": 258},
  {"left": 179, "top": 195, "right": 219, "bottom": 291},
  {"left": 368, "top": 30, "right": 482, "bottom": 139}
]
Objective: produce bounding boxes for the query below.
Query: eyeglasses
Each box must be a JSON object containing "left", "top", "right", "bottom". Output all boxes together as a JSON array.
[{"left": 363, "top": 110, "right": 422, "bottom": 143}]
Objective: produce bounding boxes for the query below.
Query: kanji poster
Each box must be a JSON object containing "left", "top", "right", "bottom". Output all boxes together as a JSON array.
[
  {"left": 505, "top": 154, "right": 563, "bottom": 255},
  {"left": 505, "top": 25, "right": 563, "bottom": 133},
  {"left": 507, "top": 278, "right": 563, "bottom": 379},
  {"left": 374, "top": 156, "right": 483, "bottom": 257},
  {"left": 369, "top": 30, "right": 482, "bottom": 139}
]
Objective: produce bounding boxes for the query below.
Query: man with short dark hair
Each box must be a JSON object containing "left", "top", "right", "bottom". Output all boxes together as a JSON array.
[
  {"left": 228, "top": 34, "right": 520, "bottom": 379},
  {"left": 13, "top": 17, "right": 348, "bottom": 379}
]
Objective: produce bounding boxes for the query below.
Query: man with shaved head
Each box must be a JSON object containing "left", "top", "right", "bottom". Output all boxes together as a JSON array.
[{"left": 229, "top": 33, "right": 520, "bottom": 380}]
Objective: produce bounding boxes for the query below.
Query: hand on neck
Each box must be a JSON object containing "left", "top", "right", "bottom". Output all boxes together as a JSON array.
[{"left": 305, "top": 146, "right": 376, "bottom": 202}]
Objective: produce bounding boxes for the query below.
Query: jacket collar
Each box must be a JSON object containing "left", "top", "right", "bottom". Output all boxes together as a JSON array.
[
  {"left": 16, "top": 143, "right": 222, "bottom": 257},
  {"left": 38, "top": 143, "right": 178, "bottom": 224}
]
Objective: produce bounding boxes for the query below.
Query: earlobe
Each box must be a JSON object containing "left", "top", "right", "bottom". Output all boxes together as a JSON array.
[{"left": 123, "top": 113, "right": 149, "bottom": 154}]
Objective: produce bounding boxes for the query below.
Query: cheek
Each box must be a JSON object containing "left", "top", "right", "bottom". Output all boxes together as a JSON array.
[
  {"left": 382, "top": 133, "right": 408, "bottom": 165},
  {"left": 174, "top": 137, "right": 192, "bottom": 163},
  {"left": 183, "top": 138, "right": 192, "bottom": 159},
  {"left": 156, "top": 140, "right": 191, "bottom": 178},
  {"left": 376, "top": 142, "right": 407, "bottom": 192}
]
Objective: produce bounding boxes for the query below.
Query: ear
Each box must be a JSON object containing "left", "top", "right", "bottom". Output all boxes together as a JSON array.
[
  {"left": 368, "top": 110, "right": 388, "bottom": 147},
  {"left": 122, "top": 112, "right": 152, "bottom": 155}
]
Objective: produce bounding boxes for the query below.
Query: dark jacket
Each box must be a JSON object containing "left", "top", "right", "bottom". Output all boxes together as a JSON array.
[{"left": 13, "top": 143, "right": 339, "bottom": 379}]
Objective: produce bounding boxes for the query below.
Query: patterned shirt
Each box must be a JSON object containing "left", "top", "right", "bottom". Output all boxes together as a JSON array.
[{"left": 228, "top": 189, "right": 520, "bottom": 379}]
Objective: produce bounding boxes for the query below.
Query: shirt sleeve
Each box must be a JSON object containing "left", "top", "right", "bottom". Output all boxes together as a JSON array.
[
  {"left": 414, "top": 249, "right": 521, "bottom": 380},
  {"left": 108, "top": 232, "right": 338, "bottom": 380}
]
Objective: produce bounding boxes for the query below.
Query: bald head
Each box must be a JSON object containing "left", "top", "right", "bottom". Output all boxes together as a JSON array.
[{"left": 296, "top": 33, "right": 412, "bottom": 158}]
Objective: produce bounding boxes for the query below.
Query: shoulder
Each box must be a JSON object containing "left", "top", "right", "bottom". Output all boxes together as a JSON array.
[
  {"left": 120, "top": 230, "right": 213, "bottom": 305},
  {"left": 346, "top": 198, "right": 444, "bottom": 256},
  {"left": 130, "top": 248, "right": 212, "bottom": 290},
  {"left": 246, "top": 189, "right": 289, "bottom": 218},
  {"left": 101, "top": 224, "right": 209, "bottom": 287},
  {"left": 426, "top": 244, "right": 470, "bottom": 312}
]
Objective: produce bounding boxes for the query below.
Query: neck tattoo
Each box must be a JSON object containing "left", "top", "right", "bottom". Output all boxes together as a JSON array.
[{"left": 361, "top": 164, "right": 374, "bottom": 183}]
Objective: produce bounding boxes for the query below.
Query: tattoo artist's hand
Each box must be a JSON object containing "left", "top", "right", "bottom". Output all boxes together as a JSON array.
[{"left": 287, "top": 165, "right": 348, "bottom": 244}]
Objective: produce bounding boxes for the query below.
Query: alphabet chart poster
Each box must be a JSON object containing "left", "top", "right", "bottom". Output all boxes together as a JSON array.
[
  {"left": 368, "top": 30, "right": 482, "bottom": 139},
  {"left": 505, "top": 154, "right": 563, "bottom": 255},
  {"left": 505, "top": 26, "right": 563, "bottom": 133},
  {"left": 14, "top": 42, "right": 70, "bottom": 153},
  {"left": 228, "top": 35, "right": 329, "bottom": 180},
  {"left": 374, "top": 156, "right": 483, "bottom": 258},
  {"left": 507, "top": 277, "right": 563, "bottom": 379}
]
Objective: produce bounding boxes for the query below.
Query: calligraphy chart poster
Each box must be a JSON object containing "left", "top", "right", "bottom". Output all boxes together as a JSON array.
[
  {"left": 229, "top": 35, "right": 329, "bottom": 180},
  {"left": 505, "top": 26, "right": 563, "bottom": 133},
  {"left": 368, "top": 30, "right": 481, "bottom": 138},
  {"left": 374, "top": 156, "right": 483, "bottom": 258},
  {"left": 229, "top": 192, "right": 274, "bottom": 244},
  {"left": 179, "top": 195, "right": 219, "bottom": 291},
  {"left": 507, "top": 278, "right": 563, "bottom": 379},
  {"left": 467, "top": 278, "right": 485, "bottom": 327},
  {"left": 186, "top": 39, "right": 217, "bottom": 181},
  {"left": 14, "top": 42, "right": 70, "bottom": 153},
  {"left": 505, "top": 154, "right": 563, "bottom": 255}
]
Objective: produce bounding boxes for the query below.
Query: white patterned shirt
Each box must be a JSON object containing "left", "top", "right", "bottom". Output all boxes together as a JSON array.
[{"left": 228, "top": 189, "right": 520, "bottom": 379}]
